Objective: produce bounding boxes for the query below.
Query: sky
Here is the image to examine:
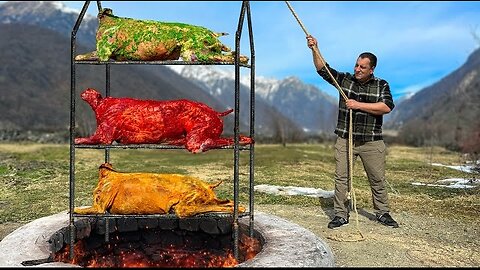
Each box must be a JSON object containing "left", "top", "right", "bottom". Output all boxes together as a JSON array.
[{"left": 62, "top": 1, "right": 480, "bottom": 101}]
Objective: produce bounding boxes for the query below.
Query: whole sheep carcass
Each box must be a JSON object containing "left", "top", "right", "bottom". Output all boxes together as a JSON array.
[
  {"left": 74, "top": 163, "right": 245, "bottom": 218},
  {"left": 75, "top": 8, "right": 249, "bottom": 63},
  {"left": 75, "top": 88, "right": 254, "bottom": 153}
]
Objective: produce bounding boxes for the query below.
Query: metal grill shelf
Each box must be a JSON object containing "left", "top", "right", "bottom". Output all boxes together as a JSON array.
[
  {"left": 73, "top": 212, "right": 251, "bottom": 219},
  {"left": 75, "top": 60, "right": 251, "bottom": 67},
  {"left": 69, "top": 0, "right": 255, "bottom": 262},
  {"left": 74, "top": 144, "right": 251, "bottom": 150}
]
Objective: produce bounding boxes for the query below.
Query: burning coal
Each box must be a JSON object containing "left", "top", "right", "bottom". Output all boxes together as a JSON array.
[{"left": 54, "top": 229, "right": 261, "bottom": 267}]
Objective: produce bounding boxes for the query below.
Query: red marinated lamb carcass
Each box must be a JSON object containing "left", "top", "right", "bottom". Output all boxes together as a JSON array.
[{"left": 75, "top": 88, "right": 253, "bottom": 153}]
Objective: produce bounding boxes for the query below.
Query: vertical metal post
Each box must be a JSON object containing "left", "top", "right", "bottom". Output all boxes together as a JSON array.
[
  {"left": 69, "top": 31, "right": 76, "bottom": 263},
  {"left": 233, "top": 0, "right": 247, "bottom": 261},
  {"left": 104, "top": 64, "right": 110, "bottom": 164},
  {"left": 245, "top": 1, "right": 256, "bottom": 238},
  {"left": 104, "top": 62, "right": 111, "bottom": 242},
  {"left": 69, "top": 0, "right": 91, "bottom": 260}
]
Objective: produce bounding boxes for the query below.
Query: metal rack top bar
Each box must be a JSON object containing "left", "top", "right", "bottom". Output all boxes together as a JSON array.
[
  {"left": 74, "top": 144, "right": 251, "bottom": 150},
  {"left": 75, "top": 60, "right": 251, "bottom": 67},
  {"left": 73, "top": 212, "right": 250, "bottom": 219}
]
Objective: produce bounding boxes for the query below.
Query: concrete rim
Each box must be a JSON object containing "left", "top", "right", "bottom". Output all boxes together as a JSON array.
[{"left": 0, "top": 211, "right": 335, "bottom": 267}]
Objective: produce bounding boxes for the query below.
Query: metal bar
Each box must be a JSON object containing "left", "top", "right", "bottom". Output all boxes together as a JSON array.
[
  {"left": 96, "top": 0, "right": 102, "bottom": 12},
  {"left": 245, "top": 0, "right": 256, "bottom": 239},
  {"left": 74, "top": 144, "right": 251, "bottom": 150},
  {"left": 232, "top": 0, "right": 247, "bottom": 261},
  {"left": 104, "top": 64, "right": 110, "bottom": 163},
  {"left": 105, "top": 215, "right": 110, "bottom": 243},
  {"left": 72, "top": 1, "right": 90, "bottom": 36},
  {"left": 69, "top": 0, "right": 91, "bottom": 260},
  {"left": 69, "top": 36, "right": 76, "bottom": 262},
  {"left": 102, "top": 7, "right": 110, "bottom": 241},
  {"left": 72, "top": 212, "right": 250, "bottom": 219},
  {"left": 74, "top": 60, "right": 251, "bottom": 67}
]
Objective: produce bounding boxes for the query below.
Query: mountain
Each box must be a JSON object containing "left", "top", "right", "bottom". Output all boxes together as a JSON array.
[
  {"left": 169, "top": 65, "right": 337, "bottom": 135},
  {"left": 252, "top": 76, "right": 337, "bottom": 133},
  {"left": 385, "top": 47, "right": 480, "bottom": 152},
  {"left": 167, "top": 65, "right": 306, "bottom": 139},
  {"left": 0, "top": 1, "right": 97, "bottom": 48}
]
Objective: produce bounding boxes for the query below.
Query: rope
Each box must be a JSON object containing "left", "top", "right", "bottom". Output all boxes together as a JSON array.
[
  {"left": 285, "top": 1, "right": 347, "bottom": 101},
  {"left": 285, "top": 1, "right": 364, "bottom": 241}
]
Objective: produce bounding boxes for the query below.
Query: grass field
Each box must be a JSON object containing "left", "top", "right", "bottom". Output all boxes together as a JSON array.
[{"left": 0, "top": 142, "right": 478, "bottom": 225}]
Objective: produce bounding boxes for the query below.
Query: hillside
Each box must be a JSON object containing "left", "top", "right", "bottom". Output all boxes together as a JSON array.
[{"left": 385, "top": 47, "right": 480, "bottom": 152}]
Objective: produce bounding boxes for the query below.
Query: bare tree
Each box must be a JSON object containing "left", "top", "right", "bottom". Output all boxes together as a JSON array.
[
  {"left": 271, "top": 114, "right": 287, "bottom": 147},
  {"left": 471, "top": 25, "right": 480, "bottom": 46}
]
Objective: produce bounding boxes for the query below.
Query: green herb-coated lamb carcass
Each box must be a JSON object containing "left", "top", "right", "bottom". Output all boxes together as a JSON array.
[{"left": 75, "top": 8, "right": 249, "bottom": 63}]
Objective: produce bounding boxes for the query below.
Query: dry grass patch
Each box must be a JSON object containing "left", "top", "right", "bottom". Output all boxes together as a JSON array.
[{"left": 0, "top": 142, "right": 477, "bottom": 224}]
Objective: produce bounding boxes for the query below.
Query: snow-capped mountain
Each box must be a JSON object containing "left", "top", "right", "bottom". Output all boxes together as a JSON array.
[
  {"left": 169, "top": 65, "right": 337, "bottom": 134},
  {"left": 0, "top": 1, "right": 98, "bottom": 47},
  {"left": 168, "top": 65, "right": 306, "bottom": 137},
  {"left": 255, "top": 76, "right": 337, "bottom": 133}
]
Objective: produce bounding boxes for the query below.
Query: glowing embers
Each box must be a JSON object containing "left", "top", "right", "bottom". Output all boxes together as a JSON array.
[{"left": 53, "top": 223, "right": 261, "bottom": 267}]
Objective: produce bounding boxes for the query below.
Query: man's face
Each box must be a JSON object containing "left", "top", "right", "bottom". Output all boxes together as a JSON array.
[{"left": 354, "top": 57, "right": 374, "bottom": 82}]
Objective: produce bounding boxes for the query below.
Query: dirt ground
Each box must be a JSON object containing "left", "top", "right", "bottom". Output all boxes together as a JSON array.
[
  {"left": 255, "top": 204, "right": 479, "bottom": 267},
  {"left": 1, "top": 205, "right": 478, "bottom": 267}
]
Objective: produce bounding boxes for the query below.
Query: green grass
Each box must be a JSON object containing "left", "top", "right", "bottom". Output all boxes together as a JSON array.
[{"left": 0, "top": 143, "right": 478, "bottom": 225}]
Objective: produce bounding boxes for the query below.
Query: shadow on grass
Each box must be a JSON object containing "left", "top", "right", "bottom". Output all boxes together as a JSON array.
[
  {"left": 318, "top": 198, "right": 377, "bottom": 222},
  {"left": 318, "top": 198, "right": 335, "bottom": 220}
]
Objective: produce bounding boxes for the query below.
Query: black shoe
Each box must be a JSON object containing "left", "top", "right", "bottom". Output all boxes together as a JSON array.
[
  {"left": 328, "top": 216, "right": 349, "bottom": 229},
  {"left": 376, "top": 213, "right": 399, "bottom": 228}
]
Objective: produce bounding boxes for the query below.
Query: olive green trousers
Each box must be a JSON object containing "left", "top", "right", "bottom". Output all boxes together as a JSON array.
[{"left": 333, "top": 136, "right": 391, "bottom": 219}]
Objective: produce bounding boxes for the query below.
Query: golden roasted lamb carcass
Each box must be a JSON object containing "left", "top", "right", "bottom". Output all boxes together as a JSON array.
[{"left": 74, "top": 163, "right": 245, "bottom": 218}]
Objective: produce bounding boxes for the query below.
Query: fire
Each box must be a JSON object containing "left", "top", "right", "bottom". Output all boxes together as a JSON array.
[{"left": 54, "top": 234, "right": 261, "bottom": 268}]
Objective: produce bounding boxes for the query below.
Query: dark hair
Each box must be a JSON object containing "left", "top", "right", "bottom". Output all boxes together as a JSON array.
[{"left": 358, "top": 52, "right": 377, "bottom": 68}]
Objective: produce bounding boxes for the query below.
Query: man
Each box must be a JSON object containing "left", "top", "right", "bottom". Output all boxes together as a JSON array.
[{"left": 306, "top": 35, "right": 399, "bottom": 229}]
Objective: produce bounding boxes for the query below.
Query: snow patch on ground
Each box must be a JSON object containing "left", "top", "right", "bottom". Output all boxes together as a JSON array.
[
  {"left": 254, "top": 184, "right": 334, "bottom": 198},
  {"left": 412, "top": 163, "right": 479, "bottom": 189},
  {"left": 431, "top": 163, "right": 477, "bottom": 174},
  {"left": 255, "top": 163, "right": 478, "bottom": 197},
  {"left": 412, "top": 178, "right": 479, "bottom": 189}
]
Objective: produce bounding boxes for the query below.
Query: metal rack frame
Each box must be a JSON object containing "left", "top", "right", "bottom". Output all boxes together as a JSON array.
[{"left": 69, "top": 1, "right": 255, "bottom": 261}]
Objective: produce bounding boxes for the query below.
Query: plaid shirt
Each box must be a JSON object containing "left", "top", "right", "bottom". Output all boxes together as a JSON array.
[{"left": 317, "top": 64, "right": 395, "bottom": 141}]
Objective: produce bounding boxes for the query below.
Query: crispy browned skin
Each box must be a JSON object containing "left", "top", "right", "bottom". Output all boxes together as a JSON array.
[{"left": 74, "top": 163, "right": 245, "bottom": 218}]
